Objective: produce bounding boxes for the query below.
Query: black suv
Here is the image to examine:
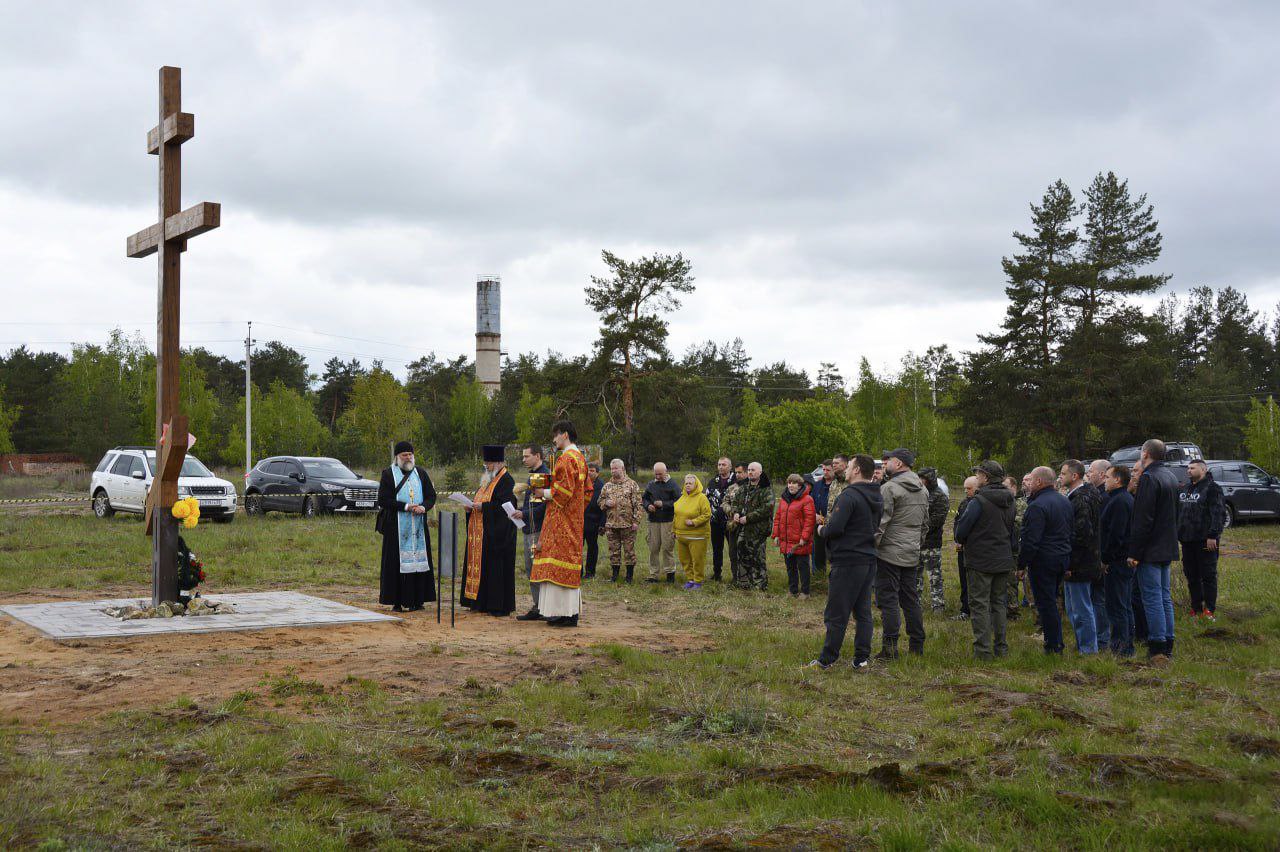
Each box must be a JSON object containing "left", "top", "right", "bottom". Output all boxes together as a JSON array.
[
  {"left": 244, "top": 456, "right": 380, "bottom": 517},
  {"left": 1109, "top": 442, "right": 1203, "bottom": 486},
  {"left": 1205, "top": 460, "right": 1280, "bottom": 528}
]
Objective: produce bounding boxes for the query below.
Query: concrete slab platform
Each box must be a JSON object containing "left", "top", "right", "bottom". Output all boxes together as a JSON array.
[{"left": 0, "top": 591, "right": 399, "bottom": 641}]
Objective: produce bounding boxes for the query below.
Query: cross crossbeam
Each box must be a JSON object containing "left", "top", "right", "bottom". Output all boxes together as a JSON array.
[
  {"left": 146, "top": 112, "right": 195, "bottom": 154},
  {"left": 126, "top": 201, "right": 221, "bottom": 258}
]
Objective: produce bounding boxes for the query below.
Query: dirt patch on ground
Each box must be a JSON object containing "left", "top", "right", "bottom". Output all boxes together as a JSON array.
[
  {"left": 1070, "top": 753, "right": 1226, "bottom": 785},
  {"left": 0, "top": 586, "right": 706, "bottom": 723}
]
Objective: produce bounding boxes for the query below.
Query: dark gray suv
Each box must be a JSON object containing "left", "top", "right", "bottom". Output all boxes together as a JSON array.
[{"left": 243, "top": 456, "right": 379, "bottom": 517}]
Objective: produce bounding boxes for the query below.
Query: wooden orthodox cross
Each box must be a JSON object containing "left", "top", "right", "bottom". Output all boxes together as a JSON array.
[{"left": 126, "top": 67, "right": 221, "bottom": 605}]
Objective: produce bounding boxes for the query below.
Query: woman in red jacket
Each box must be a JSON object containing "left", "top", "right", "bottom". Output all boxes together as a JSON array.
[{"left": 773, "top": 473, "right": 816, "bottom": 598}]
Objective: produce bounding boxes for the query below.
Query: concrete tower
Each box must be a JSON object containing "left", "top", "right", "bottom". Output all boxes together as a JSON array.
[{"left": 475, "top": 276, "right": 501, "bottom": 397}]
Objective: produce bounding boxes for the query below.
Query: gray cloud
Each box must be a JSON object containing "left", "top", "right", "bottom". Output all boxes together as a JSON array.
[{"left": 2, "top": 1, "right": 1278, "bottom": 380}]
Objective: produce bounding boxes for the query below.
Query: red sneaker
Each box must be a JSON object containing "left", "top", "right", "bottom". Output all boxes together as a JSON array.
[{"left": 1203, "top": 610, "right": 1216, "bottom": 622}]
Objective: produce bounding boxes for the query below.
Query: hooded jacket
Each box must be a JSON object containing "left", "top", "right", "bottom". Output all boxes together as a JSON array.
[
  {"left": 730, "top": 473, "right": 775, "bottom": 540},
  {"left": 876, "top": 469, "right": 928, "bottom": 568},
  {"left": 953, "top": 482, "right": 1016, "bottom": 573},
  {"left": 922, "top": 484, "right": 950, "bottom": 549},
  {"left": 772, "top": 483, "right": 816, "bottom": 556},
  {"left": 820, "top": 480, "right": 883, "bottom": 562},
  {"left": 672, "top": 478, "right": 712, "bottom": 540},
  {"left": 1177, "top": 472, "right": 1225, "bottom": 543},
  {"left": 1065, "top": 482, "right": 1103, "bottom": 582}
]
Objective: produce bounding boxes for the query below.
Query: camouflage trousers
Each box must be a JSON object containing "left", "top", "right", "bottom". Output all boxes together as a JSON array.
[
  {"left": 605, "top": 527, "right": 637, "bottom": 568},
  {"left": 733, "top": 535, "right": 769, "bottom": 590},
  {"left": 917, "top": 547, "right": 944, "bottom": 609}
]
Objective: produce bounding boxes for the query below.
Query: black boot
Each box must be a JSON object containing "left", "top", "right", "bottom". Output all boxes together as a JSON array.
[
  {"left": 516, "top": 608, "right": 544, "bottom": 621},
  {"left": 1146, "top": 640, "right": 1166, "bottom": 658},
  {"left": 611, "top": 565, "right": 620, "bottom": 582},
  {"left": 625, "top": 565, "right": 634, "bottom": 583},
  {"left": 666, "top": 573, "right": 675, "bottom": 583},
  {"left": 1165, "top": 637, "right": 1174, "bottom": 658}
]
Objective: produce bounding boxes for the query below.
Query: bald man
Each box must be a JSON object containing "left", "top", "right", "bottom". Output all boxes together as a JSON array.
[
  {"left": 1017, "top": 466, "right": 1074, "bottom": 654},
  {"left": 643, "top": 462, "right": 680, "bottom": 582}
]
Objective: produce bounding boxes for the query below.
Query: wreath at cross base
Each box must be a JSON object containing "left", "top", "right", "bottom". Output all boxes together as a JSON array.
[{"left": 176, "top": 535, "right": 206, "bottom": 595}]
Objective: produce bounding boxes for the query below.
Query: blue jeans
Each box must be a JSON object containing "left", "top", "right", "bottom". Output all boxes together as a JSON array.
[
  {"left": 1028, "top": 555, "right": 1067, "bottom": 653},
  {"left": 1064, "top": 581, "right": 1098, "bottom": 654},
  {"left": 1104, "top": 561, "right": 1136, "bottom": 655},
  {"left": 1090, "top": 578, "right": 1110, "bottom": 649},
  {"left": 1138, "top": 562, "right": 1175, "bottom": 644}
]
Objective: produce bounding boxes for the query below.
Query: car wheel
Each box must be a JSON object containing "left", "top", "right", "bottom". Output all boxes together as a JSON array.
[
  {"left": 92, "top": 489, "right": 115, "bottom": 518},
  {"left": 245, "top": 493, "right": 266, "bottom": 517},
  {"left": 1224, "top": 502, "right": 1237, "bottom": 529},
  {"left": 302, "top": 495, "right": 318, "bottom": 518}
]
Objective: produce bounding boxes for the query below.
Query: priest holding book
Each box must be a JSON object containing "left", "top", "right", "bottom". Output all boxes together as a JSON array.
[{"left": 461, "top": 444, "right": 519, "bottom": 617}]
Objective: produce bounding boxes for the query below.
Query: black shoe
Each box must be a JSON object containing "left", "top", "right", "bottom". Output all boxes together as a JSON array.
[
  {"left": 548, "top": 615, "right": 578, "bottom": 628},
  {"left": 545, "top": 616, "right": 565, "bottom": 626},
  {"left": 713, "top": 571, "right": 722, "bottom": 581},
  {"left": 666, "top": 573, "right": 675, "bottom": 583},
  {"left": 644, "top": 578, "right": 661, "bottom": 584},
  {"left": 626, "top": 567, "right": 634, "bottom": 583},
  {"left": 391, "top": 605, "right": 404, "bottom": 612},
  {"left": 516, "top": 609, "right": 544, "bottom": 621},
  {"left": 908, "top": 644, "right": 924, "bottom": 656},
  {"left": 1165, "top": 638, "right": 1174, "bottom": 658},
  {"left": 407, "top": 604, "right": 425, "bottom": 612},
  {"left": 874, "top": 648, "right": 899, "bottom": 661},
  {"left": 611, "top": 567, "right": 620, "bottom": 582}
]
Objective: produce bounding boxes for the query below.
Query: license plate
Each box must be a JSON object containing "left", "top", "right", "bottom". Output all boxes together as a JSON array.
[{"left": 355, "top": 500, "right": 375, "bottom": 508}]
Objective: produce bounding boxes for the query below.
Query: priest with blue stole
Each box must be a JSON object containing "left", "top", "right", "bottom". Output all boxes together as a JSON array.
[{"left": 376, "top": 441, "right": 437, "bottom": 612}]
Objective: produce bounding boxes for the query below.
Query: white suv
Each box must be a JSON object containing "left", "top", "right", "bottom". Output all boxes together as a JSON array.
[{"left": 90, "top": 446, "right": 238, "bottom": 523}]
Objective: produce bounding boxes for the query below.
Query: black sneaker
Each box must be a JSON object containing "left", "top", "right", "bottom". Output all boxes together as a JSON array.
[
  {"left": 516, "top": 609, "right": 544, "bottom": 621},
  {"left": 851, "top": 658, "right": 870, "bottom": 670}
]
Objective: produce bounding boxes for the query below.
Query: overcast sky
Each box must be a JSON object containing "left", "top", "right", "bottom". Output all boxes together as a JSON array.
[{"left": 2, "top": 1, "right": 1277, "bottom": 386}]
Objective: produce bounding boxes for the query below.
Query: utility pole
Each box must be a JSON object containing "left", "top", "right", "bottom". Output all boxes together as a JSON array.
[{"left": 244, "top": 321, "right": 255, "bottom": 480}]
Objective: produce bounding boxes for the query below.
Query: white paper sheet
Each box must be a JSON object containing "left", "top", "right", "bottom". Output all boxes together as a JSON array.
[
  {"left": 447, "top": 492, "right": 475, "bottom": 509},
  {"left": 502, "top": 501, "right": 525, "bottom": 530}
]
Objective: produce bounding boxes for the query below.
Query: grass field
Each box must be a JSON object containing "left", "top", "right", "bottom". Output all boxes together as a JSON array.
[{"left": 2, "top": 494, "right": 1280, "bottom": 849}]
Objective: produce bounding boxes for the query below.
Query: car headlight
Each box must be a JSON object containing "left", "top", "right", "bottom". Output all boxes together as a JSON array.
[
  {"left": 321, "top": 483, "right": 344, "bottom": 492},
  {"left": 177, "top": 486, "right": 190, "bottom": 496}
]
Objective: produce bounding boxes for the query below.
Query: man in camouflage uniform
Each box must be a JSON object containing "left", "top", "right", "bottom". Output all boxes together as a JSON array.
[
  {"left": 722, "top": 463, "right": 747, "bottom": 583},
  {"left": 728, "top": 461, "right": 775, "bottom": 590},
  {"left": 917, "top": 467, "right": 950, "bottom": 612},
  {"left": 1006, "top": 475, "right": 1028, "bottom": 618},
  {"left": 599, "top": 458, "right": 643, "bottom": 582}
]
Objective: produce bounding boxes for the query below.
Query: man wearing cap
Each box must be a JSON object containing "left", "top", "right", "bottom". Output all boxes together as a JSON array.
[
  {"left": 874, "top": 448, "right": 929, "bottom": 658},
  {"left": 954, "top": 461, "right": 1017, "bottom": 660},
  {"left": 461, "top": 445, "right": 518, "bottom": 617},
  {"left": 375, "top": 441, "right": 437, "bottom": 612}
]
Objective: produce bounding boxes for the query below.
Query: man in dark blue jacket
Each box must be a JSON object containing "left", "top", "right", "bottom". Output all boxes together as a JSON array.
[
  {"left": 808, "top": 460, "right": 834, "bottom": 579},
  {"left": 1178, "top": 459, "right": 1225, "bottom": 620},
  {"left": 1099, "top": 464, "right": 1136, "bottom": 655},
  {"left": 514, "top": 444, "right": 551, "bottom": 621},
  {"left": 1127, "top": 439, "right": 1181, "bottom": 660},
  {"left": 582, "top": 462, "right": 605, "bottom": 579},
  {"left": 806, "top": 454, "right": 883, "bottom": 670},
  {"left": 1017, "top": 465, "right": 1073, "bottom": 654}
]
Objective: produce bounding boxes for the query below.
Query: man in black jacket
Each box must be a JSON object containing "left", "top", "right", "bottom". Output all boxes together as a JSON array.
[
  {"left": 954, "top": 460, "right": 1016, "bottom": 660},
  {"left": 704, "top": 458, "right": 735, "bottom": 582},
  {"left": 1060, "top": 459, "right": 1104, "bottom": 654},
  {"left": 582, "top": 462, "right": 604, "bottom": 579},
  {"left": 1178, "top": 460, "right": 1225, "bottom": 620},
  {"left": 1100, "top": 465, "right": 1136, "bottom": 655},
  {"left": 1127, "top": 439, "right": 1181, "bottom": 660},
  {"left": 643, "top": 463, "right": 681, "bottom": 582},
  {"left": 806, "top": 454, "right": 883, "bottom": 670}
]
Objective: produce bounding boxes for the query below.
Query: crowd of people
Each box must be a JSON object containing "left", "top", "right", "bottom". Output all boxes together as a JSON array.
[{"left": 373, "top": 428, "right": 1225, "bottom": 656}]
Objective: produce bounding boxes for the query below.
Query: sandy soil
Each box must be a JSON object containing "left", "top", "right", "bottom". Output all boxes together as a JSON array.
[{"left": 0, "top": 585, "right": 705, "bottom": 723}]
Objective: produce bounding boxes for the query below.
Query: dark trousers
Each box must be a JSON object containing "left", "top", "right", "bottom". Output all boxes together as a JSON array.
[
  {"left": 811, "top": 534, "right": 827, "bottom": 578},
  {"left": 785, "top": 553, "right": 811, "bottom": 595},
  {"left": 584, "top": 526, "right": 599, "bottom": 578},
  {"left": 1104, "top": 560, "right": 1136, "bottom": 656},
  {"left": 958, "top": 550, "right": 970, "bottom": 615},
  {"left": 819, "top": 557, "right": 877, "bottom": 665},
  {"left": 874, "top": 559, "right": 925, "bottom": 651},
  {"left": 1181, "top": 540, "right": 1219, "bottom": 613},
  {"left": 710, "top": 521, "right": 727, "bottom": 578},
  {"left": 1029, "top": 555, "right": 1067, "bottom": 653},
  {"left": 1090, "top": 577, "right": 1110, "bottom": 648},
  {"left": 726, "top": 528, "right": 740, "bottom": 579}
]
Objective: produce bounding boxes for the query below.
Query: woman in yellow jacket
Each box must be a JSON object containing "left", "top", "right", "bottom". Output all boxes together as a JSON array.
[{"left": 673, "top": 474, "right": 712, "bottom": 589}]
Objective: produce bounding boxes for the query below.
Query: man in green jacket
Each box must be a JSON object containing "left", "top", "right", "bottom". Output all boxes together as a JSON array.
[{"left": 729, "top": 461, "right": 775, "bottom": 591}]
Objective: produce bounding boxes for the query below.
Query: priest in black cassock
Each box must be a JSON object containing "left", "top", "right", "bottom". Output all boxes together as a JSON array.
[
  {"left": 461, "top": 444, "right": 518, "bottom": 617},
  {"left": 375, "top": 441, "right": 437, "bottom": 612}
]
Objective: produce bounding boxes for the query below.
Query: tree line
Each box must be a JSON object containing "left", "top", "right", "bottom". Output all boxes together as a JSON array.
[{"left": 3, "top": 170, "right": 1279, "bottom": 480}]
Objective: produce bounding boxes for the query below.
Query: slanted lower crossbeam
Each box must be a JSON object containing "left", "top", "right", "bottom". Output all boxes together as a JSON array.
[{"left": 126, "top": 201, "right": 221, "bottom": 258}]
